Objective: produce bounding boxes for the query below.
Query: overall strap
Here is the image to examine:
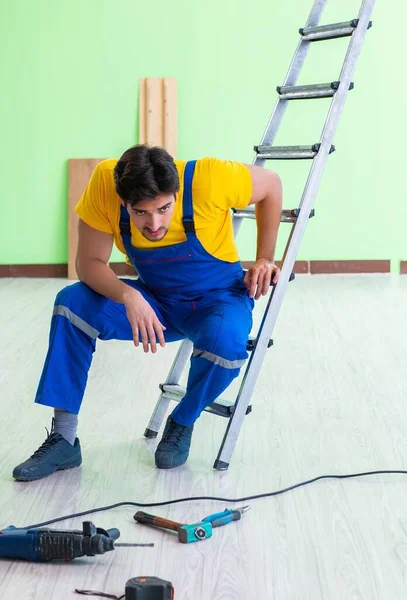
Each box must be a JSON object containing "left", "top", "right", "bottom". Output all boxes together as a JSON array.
[
  {"left": 119, "top": 205, "right": 136, "bottom": 268},
  {"left": 119, "top": 205, "right": 131, "bottom": 237},
  {"left": 182, "top": 160, "right": 197, "bottom": 234}
]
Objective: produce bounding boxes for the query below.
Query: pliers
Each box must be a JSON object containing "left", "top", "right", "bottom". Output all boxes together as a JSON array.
[{"left": 202, "top": 505, "right": 250, "bottom": 528}]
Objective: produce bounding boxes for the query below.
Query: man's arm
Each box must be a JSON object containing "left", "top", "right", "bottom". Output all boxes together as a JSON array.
[
  {"left": 246, "top": 164, "right": 282, "bottom": 262},
  {"left": 243, "top": 165, "right": 282, "bottom": 299},
  {"left": 76, "top": 219, "right": 133, "bottom": 304},
  {"left": 76, "top": 219, "right": 166, "bottom": 353}
]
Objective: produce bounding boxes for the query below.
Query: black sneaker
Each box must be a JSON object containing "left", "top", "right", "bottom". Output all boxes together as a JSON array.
[
  {"left": 13, "top": 421, "right": 82, "bottom": 481},
  {"left": 155, "top": 415, "right": 194, "bottom": 469}
]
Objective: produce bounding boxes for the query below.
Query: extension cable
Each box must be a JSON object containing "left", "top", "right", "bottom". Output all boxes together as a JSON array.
[{"left": 21, "top": 469, "right": 407, "bottom": 530}]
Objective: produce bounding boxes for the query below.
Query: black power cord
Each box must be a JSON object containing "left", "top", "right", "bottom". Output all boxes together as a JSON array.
[{"left": 22, "top": 469, "right": 407, "bottom": 529}]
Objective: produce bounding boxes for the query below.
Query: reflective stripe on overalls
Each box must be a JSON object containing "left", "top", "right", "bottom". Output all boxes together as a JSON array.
[{"left": 34, "top": 161, "right": 254, "bottom": 425}]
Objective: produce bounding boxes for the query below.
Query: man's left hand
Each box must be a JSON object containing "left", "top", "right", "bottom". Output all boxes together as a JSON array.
[{"left": 243, "top": 259, "right": 281, "bottom": 300}]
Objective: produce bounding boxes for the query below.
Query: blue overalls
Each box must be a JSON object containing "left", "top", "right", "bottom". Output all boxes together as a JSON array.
[{"left": 35, "top": 161, "right": 254, "bottom": 426}]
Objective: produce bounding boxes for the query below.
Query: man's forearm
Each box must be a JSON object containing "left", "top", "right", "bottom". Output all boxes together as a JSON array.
[
  {"left": 255, "top": 173, "right": 282, "bottom": 261},
  {"left": 76, "top": 258, "right": 138, "bottom": 304}
]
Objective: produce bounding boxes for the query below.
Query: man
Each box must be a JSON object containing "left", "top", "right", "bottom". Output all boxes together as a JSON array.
[{"left": 13, "top": 144, "right": 282, "bottom": 481}]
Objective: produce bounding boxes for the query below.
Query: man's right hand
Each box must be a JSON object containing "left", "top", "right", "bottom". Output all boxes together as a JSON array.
[{"left": 122, "top": 288, "right": 166, "bottom": 354}]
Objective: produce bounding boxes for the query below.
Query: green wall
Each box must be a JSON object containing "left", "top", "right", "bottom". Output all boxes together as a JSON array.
[{"left": 0, "top": 1, "right": 403, "bottom": 269}]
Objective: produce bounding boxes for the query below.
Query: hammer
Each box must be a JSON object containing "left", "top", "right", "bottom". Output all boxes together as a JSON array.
[
  {"left": 134, "top": 511, "right": 211, "bottom": 543},
  {"left": 134, "top": 506, "right": 249, "bottom": 544}
]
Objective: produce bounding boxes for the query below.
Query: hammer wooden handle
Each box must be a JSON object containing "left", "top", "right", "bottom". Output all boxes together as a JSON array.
[{"left": 134, "top": 511, "right": 183, "bottom": 532}]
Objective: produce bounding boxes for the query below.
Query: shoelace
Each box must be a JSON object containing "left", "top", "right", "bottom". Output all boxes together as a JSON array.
[
  {"left": 30, "top": 433, "right": 61, "bottom": 459},
  {"left": 165, "top": 423, "right": 190, "bottom": 446}
]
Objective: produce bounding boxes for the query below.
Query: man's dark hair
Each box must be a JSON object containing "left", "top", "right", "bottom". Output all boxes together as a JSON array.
[{"left": 114, "top": 144, "right": 180, "bottom": 207}]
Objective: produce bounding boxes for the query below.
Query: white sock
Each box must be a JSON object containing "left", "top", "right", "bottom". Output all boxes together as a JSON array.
[{"left": 53, "top": 410, "right": 78, "bottom": 446}]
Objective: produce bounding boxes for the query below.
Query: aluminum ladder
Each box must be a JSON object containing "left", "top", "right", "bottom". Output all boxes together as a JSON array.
[{"left": 144, "top": 0, "right": 375, "bottom": 470}]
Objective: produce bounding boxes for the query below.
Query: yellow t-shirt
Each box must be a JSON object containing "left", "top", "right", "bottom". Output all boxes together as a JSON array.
[{"left": 75, "top": 157, "right": 252, "bottom": 263}]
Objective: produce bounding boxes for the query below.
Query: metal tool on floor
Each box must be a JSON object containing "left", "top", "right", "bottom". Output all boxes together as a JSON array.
[
  {"left": 124, "top": 577, "right": 174, "bottom": 600},
  {"left": 76, "top": 576, "right": 174, "bottom": 600},
  {"left": 134, "top": 505, "right": 250, "bottom": 544},
  {"left": 143, "top": 0, "right": 375, "bottom": 470},
  {"left": 0, "top": 521, "right": 152, "bottom": 562}
]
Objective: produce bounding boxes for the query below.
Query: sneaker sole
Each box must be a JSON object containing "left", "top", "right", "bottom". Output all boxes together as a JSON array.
[
  {"left": 13, "top": 461, "right": 82, "bottom": 482},
  {"left": 155, "top": 459, "right": 188, "bottom": 469}
]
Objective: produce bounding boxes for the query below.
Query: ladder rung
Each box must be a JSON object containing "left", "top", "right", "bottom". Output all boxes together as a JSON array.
[
  {"left": 247, "top": 337, "right": 273, "bottom": 351},
  {"left": 233, "top": 207, "right": 315, "bottom": 223},
  {"left": 159, "top": 384, "right": 252, "bottom": 418},
  {"left": 300, "top": 19, "right": 372, "bottom": 42},
  {"left": 277, "top": 81, "right": 354, "bottom": 100},
  {"left": 283, "top": 208, "right": 315, "bottom": 223},
  {"left": 160, "top": 383, "right": 187, "bottom": 402},
  {"left": 254, "top": 144, "right": 335, "bottom": 160}
]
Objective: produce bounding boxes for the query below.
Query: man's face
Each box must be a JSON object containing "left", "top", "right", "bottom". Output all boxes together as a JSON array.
[{"left": 125, "top": 194, "right": 175, "bottom": 242}]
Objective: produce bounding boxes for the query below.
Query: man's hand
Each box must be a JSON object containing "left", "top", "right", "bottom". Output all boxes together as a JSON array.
[
  {"left": 243, "top": 259, "right": 281, "bottom": 300},
  {"left": 122, "top": 288, "right": 166, "bottom": 353}
]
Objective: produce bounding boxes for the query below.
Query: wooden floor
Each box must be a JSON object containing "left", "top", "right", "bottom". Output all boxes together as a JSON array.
[{"left": 0, "top": 275, "right": 407, "bottom": 600}]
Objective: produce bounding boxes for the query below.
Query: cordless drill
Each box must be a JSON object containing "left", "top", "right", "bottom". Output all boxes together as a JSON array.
[{"left": 0, "top": 521, "right": 119, "bottom": 561}]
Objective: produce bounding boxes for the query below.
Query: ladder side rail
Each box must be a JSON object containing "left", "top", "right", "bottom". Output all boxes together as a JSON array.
[{"left": 216, "top": 0, "right": 375, "bottom": 467}]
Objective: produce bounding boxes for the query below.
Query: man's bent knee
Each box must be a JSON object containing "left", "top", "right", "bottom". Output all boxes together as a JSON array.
[
  {"left": 53, "top": 283, "right": 105, "bottom": 339},
  {"left": 54, "top": 282, "right": 101, "bottom": 312},
  {"left": 198, "top": 319, "right": 250, "bottom": 360}
]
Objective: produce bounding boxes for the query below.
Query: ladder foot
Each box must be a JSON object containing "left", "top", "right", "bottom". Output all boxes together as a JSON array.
[
  {"left": 144, "top": 428, "right": 159, "bottom": 439},
  {"left": 213, "top": 459, "right": 229, "bottom": 471}
]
